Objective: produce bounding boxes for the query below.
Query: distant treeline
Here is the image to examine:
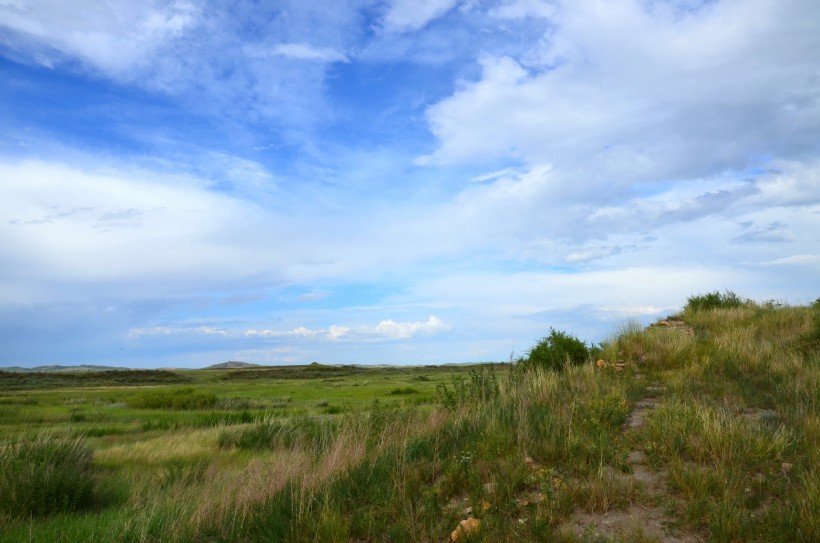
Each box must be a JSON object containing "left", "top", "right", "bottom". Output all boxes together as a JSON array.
[{"left": 0, "top": 370, "right": 191, "bottom": 390}]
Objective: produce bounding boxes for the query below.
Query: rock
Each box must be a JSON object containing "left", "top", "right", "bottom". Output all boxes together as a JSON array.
[
  {"left": 483, "top": 482, "right": 496, "bottom": 494},
  {"left": 524, "top": 455, "right": 542, "bottom": 470},
  {"left": 450, "top": 518, "right": 481, "bottom": 541}
]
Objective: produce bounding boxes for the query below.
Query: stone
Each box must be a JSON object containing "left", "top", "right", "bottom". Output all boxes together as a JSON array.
[{"left": 450, "top": 518, "right": 481, "bottom": 541}]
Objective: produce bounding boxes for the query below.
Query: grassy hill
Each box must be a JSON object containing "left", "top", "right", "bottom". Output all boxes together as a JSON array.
[
  {"left": 203, "top": 361, "right": 266, "bottom": 370},
  {"left": 0, "top": 294, "right": 817, "bottom": 542}
]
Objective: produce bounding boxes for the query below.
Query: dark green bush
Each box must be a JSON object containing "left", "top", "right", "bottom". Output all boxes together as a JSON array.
[
  {"left": 685, "top": 290, "right": 746, "bottom": 312},
  {"left": 525, "top": 328, "right": 589, "bottom": 371},
  {"left": 388, "top": 387, "right": 418, "bottom": 395},
  {"left": 0, "top": 434, "right": 96, "bottom": 517}
]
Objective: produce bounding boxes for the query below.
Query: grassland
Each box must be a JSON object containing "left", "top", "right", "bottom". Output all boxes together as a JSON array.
[{"left": 1, "top": 297, "right": 817, "bottom": 542}]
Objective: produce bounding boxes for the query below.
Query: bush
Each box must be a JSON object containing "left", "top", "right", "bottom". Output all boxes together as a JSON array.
[
  {"left": 0, "top": 434, "right": 96, "bottom": 517},
  {"left": 388, "top": 387, "right": 418, "bottom": 395},
  {"left": 685, "top": 290, "right": 746, "bottom": 312},
  {"left": 525, "top": 328, "right": 589, "bottom": 371}
]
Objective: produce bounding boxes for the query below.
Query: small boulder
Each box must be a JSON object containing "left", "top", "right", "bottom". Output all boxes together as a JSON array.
[{"left": 450, "top": 518, "right": 481, "bottom": 542}]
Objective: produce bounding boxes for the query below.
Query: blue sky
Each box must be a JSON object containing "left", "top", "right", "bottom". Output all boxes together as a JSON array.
[{"left": 1, "top": 0, "right": 819, "bottom": 368}]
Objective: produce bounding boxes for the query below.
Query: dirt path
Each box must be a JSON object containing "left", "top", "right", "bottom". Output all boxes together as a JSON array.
[{"left": 559, "top": 388, "right": 701, "bottom": 542}]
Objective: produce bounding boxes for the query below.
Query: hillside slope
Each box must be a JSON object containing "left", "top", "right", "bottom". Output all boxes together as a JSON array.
[{"left": 202, "top": 300, "right": 819, "bottom": 542}]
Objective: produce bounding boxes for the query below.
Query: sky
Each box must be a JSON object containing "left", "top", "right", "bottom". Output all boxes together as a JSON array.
[{"left": 1, "top": 0, "right": 819, "bottom": 369}]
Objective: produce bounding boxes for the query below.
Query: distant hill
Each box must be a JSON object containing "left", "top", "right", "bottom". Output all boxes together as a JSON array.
[
  {"left": 0, "top": 364, "right": 129, "bottom": 373},
  {"left": 203, "top": 361, "right": 265, "bottom": 370}
]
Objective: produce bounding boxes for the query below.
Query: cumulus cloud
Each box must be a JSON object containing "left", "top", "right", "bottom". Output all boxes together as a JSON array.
[
  {"left": 372, "top": 315, "right": 447, "bottom": 339},
  {"left": 421, "top": 0, "right": 820, "bottom": 184},
  {"left": 135, "top": 316, "right": 447, "bottom": 344}
]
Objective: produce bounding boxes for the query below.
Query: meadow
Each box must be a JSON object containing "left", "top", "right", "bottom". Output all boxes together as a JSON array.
[{"left": 1, "top": 294, "right": 818, "bottom": 542}]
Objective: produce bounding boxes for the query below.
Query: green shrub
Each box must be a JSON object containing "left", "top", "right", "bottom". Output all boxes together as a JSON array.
[
  {"left": 685, "top": 290, "right": 746, "bottom": 312},
  {"left": 388, "top": 387, "right": 418, "bottom": 395},
  {"left": 0, "top": 434, "right": 96, "bottom": 517},
  {"left": 525, "top": 328, "right": 589, "bottom": 371}
]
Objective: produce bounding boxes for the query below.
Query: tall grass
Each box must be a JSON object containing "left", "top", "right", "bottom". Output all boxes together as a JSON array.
[{"left": 0, "top": 433, "right": 97, "bottom": 518}]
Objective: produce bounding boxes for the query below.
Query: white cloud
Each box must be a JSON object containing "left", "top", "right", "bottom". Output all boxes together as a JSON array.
[
  {"left": 134, "top": 317, "right": 447, "bottom": 344},
  {"left": 0, "top": 1, "right": 363, "bottom": 130},
  {"left": 372, "top": 315, "right": 447, "bottom": 339},
  {"left": 489, "top": 0, "right": 555, "bottom": 20},
  {"left": 327, "top": 324, "right": 350, "bottom": 340},
  {"left": 381, "top": 0, "right": 460, "bottom": 33},
  {"left": 0, "top": 160, "right": 298, "bottom": 302},
  {"left": 244, "top": 327, "right": 321, "bottom": 339},
  {"left": 0, "top": 0, "right": 199, "bottom": 75},
  {"left": 251, "top": 43, "right": 349, "bottom": 63},
  {"left": 758, "top": 254, "right": 820, "bottom": 266},
  {"left": 129, "top": 325, "right": 228, "bottom": 338},
  {"left": 421, "top": 0, "right": 820, "bottom": 183}
]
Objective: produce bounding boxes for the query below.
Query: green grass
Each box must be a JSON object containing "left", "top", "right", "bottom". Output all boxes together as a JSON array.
[
  {"left": 0, "top": 433, "right": 97, "bottom": 518},
  {"left": 1, "top": 298, "right": 817, "bottom": 541}
]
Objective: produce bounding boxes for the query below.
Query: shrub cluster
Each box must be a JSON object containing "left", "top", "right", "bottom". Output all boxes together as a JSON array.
[
  {"left": 685, "top": 290, "right": 746, "bottom": 312},
  {"left": 524, "top": 327, "right": 590, "bottom": 371}
]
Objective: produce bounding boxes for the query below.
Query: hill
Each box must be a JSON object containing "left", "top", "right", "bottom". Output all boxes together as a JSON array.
[
  {"left": 202, "top": 361, "right": 265, "bottom": 370},
  {"left": 0, "top": 364, "right": 129, "bottom": 373}
]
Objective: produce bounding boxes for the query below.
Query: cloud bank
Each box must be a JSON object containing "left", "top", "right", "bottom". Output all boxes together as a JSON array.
[{"left": 1, "top": 0, "right": 818, "bottom": 367}]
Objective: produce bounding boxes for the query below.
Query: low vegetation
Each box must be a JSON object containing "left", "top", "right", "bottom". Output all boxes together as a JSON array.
[
  {"left": 0, "top": 292, "right": 817, "bottom": 542},
  {"left": 0, "top": 369, "right": 190, "bottom": 390}
]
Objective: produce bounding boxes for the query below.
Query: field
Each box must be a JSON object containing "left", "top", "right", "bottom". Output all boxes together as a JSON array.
[{"left": 1, "top": 297, "right": 818, "bottom": 542}]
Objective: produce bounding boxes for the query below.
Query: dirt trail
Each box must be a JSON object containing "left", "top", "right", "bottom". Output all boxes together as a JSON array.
[{"left": 560, "top": 387, "right": 701, "bottom": 542}]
